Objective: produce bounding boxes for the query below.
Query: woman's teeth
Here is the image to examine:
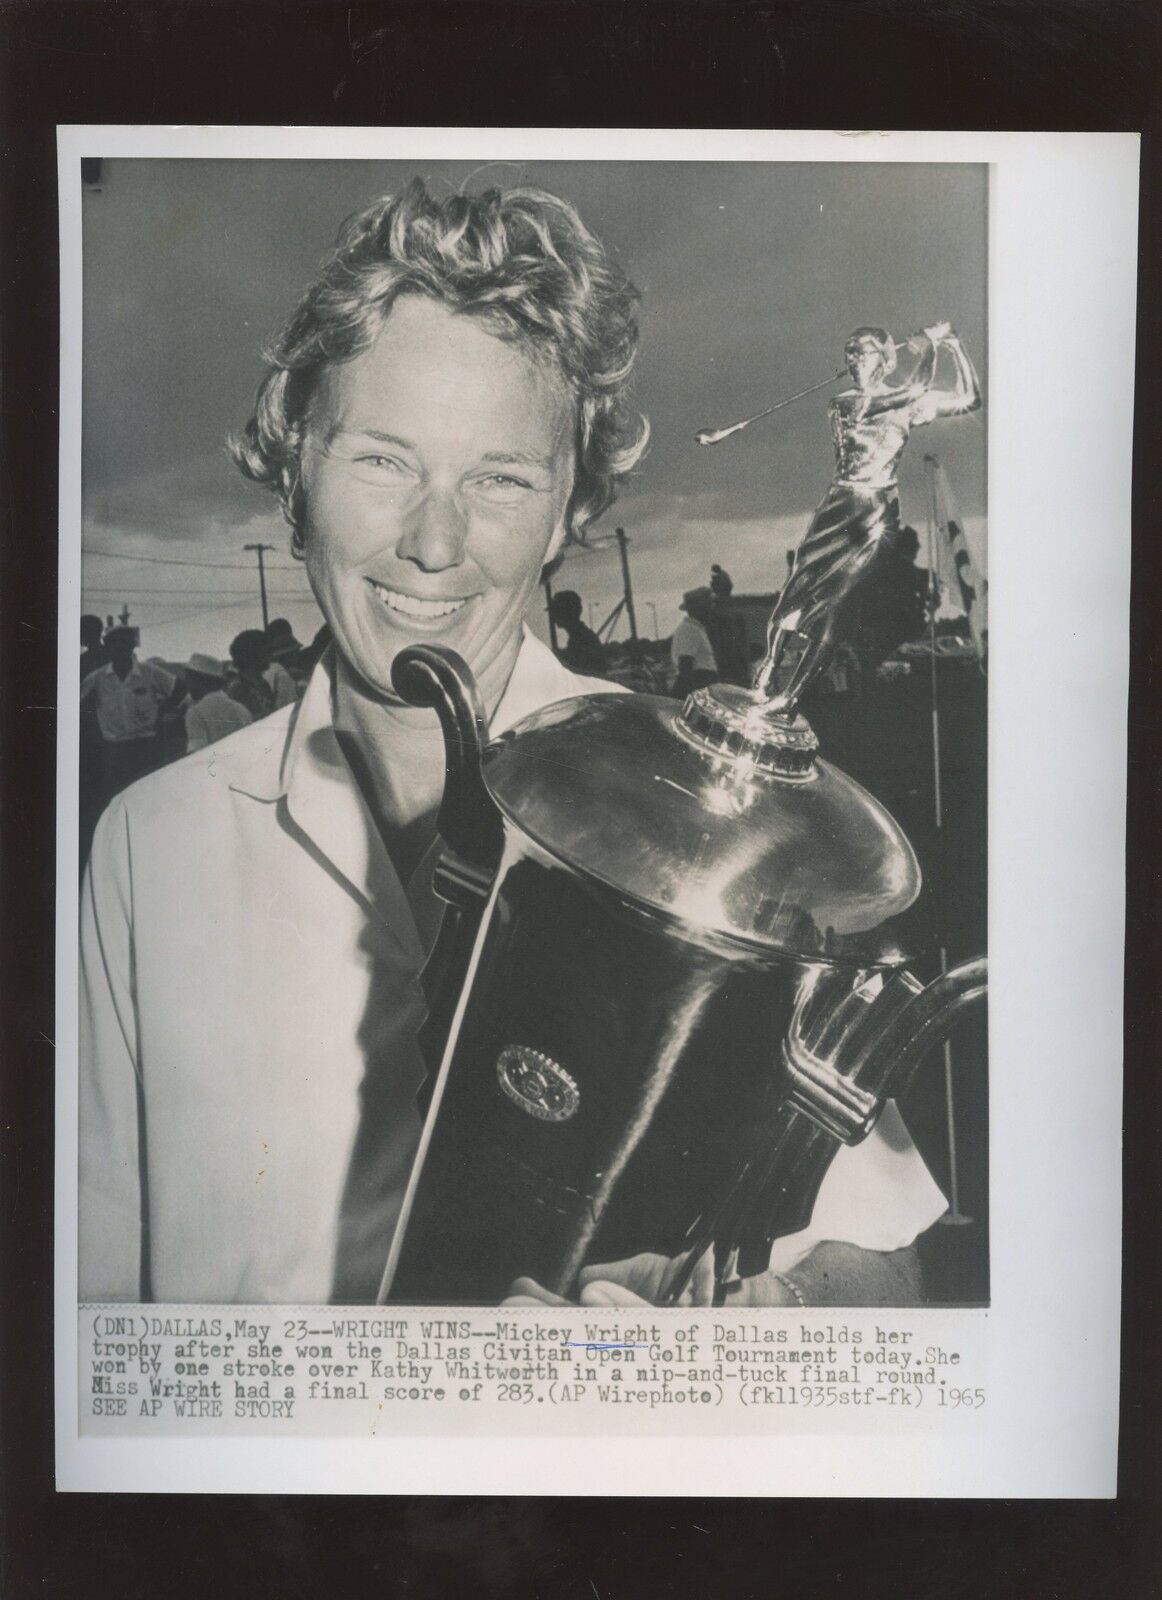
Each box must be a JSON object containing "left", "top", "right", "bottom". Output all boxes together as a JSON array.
[{"left": 368, "top": 581, "right": 467, "bottom": 619}]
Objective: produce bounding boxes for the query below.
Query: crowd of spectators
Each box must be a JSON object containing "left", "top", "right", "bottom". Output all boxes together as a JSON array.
[
  {"left": 556, "top": 535, "right": 948, "bottom": 703},
  {"left": 79, "top": 539, "right": 942, "bottom": 866},
  {"left": 78, "top": 614, "right": 329, "bottom": 867}
]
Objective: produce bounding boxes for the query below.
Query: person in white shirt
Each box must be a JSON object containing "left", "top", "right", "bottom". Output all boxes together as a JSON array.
[
  {"left": 264, "top": 658, "right": 299, "bottom": 709},
  {"left": 182, "top": 651, "right": 253, "bottom": 753},
  {"left": 80, "top": 179, "right": 944, "bottom": 1307},
  {"left": 79, "top": 627, "right": 178, "bottom": 797},
  {"left": 264, "top": 618, "right": 305, "bottom": 707},
  {"left": 258, "top": 625, "right": 300, "bottom": 709},
  {"left": 670, "top": 585, "right": 719, "bottom": 699}
]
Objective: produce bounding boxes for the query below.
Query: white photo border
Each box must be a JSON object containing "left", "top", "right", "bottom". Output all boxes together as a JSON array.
[{"left": 55, "top": 126, "right": 1136, "bottom": 1496}]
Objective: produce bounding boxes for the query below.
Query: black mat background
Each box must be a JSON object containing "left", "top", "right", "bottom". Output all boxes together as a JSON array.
[{"left": 2, "top": 3, "right": 1159, "bottom": 1596}]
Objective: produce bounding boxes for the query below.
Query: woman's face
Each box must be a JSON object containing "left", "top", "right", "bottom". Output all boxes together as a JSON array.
[{"left": 300, "top": 296, "right": 576, "bottom": 712}]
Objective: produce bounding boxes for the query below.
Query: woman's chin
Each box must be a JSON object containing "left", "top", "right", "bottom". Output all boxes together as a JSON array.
[{"left": 336, "top": 608, "right": 522, "bottom": 712}]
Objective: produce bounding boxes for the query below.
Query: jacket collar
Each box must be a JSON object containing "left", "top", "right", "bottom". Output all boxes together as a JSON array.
[
  {"left": 226, "top": 629, "right": 583, "bottom": 940},
  {"left": 490, "top": 628, "right": 588, "bottom": 735}
]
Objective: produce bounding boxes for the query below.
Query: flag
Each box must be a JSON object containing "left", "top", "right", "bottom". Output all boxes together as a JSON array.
[{"left": 930, "top": 459, "right": 987, "bottom": 661}]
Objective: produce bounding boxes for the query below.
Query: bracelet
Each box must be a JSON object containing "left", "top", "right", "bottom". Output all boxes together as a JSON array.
[{"left": 769, "top": 1271, "right": 806, "bottom": 1309}]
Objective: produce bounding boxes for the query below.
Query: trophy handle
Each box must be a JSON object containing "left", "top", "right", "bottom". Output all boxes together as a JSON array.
[
  {"left": 862, "top": 957, "right": 987, "bottom": 1098},
  {"left": 777, "top": 958, "right": 985, "bottom": 1142},
  {"left": 391, "top": 646, "right": 505, "bottom": 1083},
  {"left": 391, "top": 644, "right": 503, "bottom": 870},
  {"left": 665, "top": 957, "right": 988, "bottom": 1301}
]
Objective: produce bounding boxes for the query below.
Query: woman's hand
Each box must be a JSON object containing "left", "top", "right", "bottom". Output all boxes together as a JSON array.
[
  {"left": 504, "top": 1250, "right": 714, "bottom": 1307},
  {"left": 502, "top": 1242, "right": 922, "bottom": 1309},
  {"left": 503, "top": 1250, "right": 801, "bottom": 1307}
]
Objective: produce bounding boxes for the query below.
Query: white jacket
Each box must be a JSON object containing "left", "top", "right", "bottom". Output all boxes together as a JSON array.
[{"left": 79, "top": 631, "right": 944, "bottom": 1304}]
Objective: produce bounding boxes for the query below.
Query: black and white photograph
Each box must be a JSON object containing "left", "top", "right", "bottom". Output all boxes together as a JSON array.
[
  {"left": 2, "top": 0, "right": 1154, "bottom": 1581},
  {"left": 75, "top": 154, "right": 988, "bottom": 1312},
  {"left": 54, "top": 127, "right": 1133, "bottom": 1500}
]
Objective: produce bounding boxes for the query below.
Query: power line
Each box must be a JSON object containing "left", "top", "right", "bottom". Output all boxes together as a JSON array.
[
  {"left": 128, "top": 599, "right": 261, "bottom": 631},
  {"left": 85, "top": 546, "right": 303, "bottom": 572},
  {"left": 82, "top": 588, "right": 312, "bottom": 599}
]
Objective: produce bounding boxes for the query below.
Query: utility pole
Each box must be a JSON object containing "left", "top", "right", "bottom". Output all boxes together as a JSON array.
[
  {"left": 243, "top": 542, "right": 276, "bottom": 630},
  {"left": 615, "top": 528, "right": 638, "bottom": 644}
]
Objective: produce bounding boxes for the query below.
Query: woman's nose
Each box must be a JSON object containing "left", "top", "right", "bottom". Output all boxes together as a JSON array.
[{"left": 395, "top": 489, "right": 468, "bottom": 572}]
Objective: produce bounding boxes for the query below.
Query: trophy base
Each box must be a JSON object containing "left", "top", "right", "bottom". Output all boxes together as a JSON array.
[{"left": 676, "top": 683, "right": 819, "bottom": 780}]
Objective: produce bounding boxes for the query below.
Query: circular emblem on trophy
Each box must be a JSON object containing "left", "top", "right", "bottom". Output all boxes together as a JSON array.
[{"left": 496, "top": 1046, "right": 579, "bottom": 1122}]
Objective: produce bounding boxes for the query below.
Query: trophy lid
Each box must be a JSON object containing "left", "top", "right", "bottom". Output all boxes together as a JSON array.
[{"left": 481, "top": 685, "right": 924, "bottom": 965}]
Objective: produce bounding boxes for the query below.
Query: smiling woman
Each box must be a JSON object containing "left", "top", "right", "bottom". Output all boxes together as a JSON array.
[
  {"left": 228, "top": 180, "right": 651, "bottom": 717},
  {"left": 79, "top": 180, "right": 658, "bottom": 1306},
  {"left": 80, "top": 175, "right": 948, "bottom": 1311},
  {"left": 297, "top": 296, "right": 578, "bottom": 715}
]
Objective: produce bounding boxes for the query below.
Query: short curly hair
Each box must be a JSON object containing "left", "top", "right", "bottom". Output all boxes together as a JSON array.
[{"left": 229, "top": 179, "right": 649, "bottom": 555}]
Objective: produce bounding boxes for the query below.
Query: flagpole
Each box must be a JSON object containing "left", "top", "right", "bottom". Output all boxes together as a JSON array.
[
  {"left": 924, "top": 453, "right": 972, "bottom": 1228},
  {"left": 925, "top": 461, "right": 944, "bottom": 829}
]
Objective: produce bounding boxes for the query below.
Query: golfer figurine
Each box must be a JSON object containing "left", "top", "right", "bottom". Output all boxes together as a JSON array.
[{"left": 753, "top": 321, "right": 980, "bottom": 713}]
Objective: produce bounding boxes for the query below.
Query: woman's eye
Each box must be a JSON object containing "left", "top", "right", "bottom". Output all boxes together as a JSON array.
[
  {"left": 478, "top": 473, "right": 532, "bottom": 492},
  {"left": 349, "top": 452, "right": 417, "bottom": 481}
]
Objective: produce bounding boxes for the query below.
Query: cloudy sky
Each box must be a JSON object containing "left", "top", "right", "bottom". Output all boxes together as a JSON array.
[{"left": 80, "top": 157, "right": 987, "bottom": 660}]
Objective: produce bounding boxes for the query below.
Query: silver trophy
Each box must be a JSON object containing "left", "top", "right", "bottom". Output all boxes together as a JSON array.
[{"left": 378, "top": 324, "right": 985, "bottom": 1307}]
